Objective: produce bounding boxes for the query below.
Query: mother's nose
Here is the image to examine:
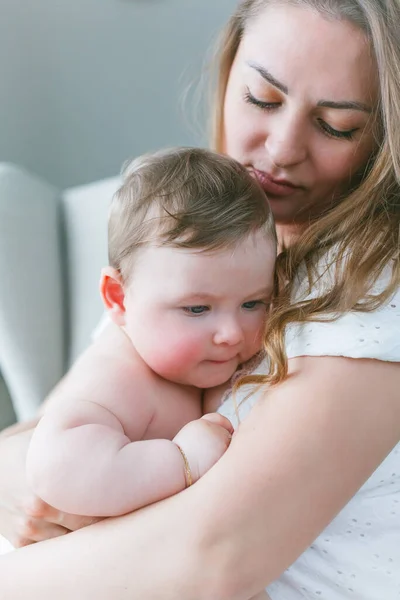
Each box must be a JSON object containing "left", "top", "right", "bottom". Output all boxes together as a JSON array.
[{"left": 264, "top": 116, "right": 308, "bottom": 168}]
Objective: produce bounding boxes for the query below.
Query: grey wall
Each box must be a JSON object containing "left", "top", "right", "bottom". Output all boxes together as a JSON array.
[{"left": 0, "top": 0, "right": 234, "bottom": 188}]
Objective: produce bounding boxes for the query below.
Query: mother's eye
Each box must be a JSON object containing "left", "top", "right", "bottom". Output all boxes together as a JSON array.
[
  {"left": 243, "top": 88, "right": 280, "bottom": 110},
  {"left": 317, "top": 118, "right": 358, "bottom": 141}
]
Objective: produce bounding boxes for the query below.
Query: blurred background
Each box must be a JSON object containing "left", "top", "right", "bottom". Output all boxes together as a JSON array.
[
  {"left": 0, "top": 0, "right": 235, "bottom": 429},
  {"left": 1, "top": 0, "right": 235, "bottom": 187}
]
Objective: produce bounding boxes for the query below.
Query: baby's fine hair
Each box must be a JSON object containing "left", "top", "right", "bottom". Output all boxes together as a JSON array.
[{"left": 108, "top": 147, "right": 276, "bottom": 282}]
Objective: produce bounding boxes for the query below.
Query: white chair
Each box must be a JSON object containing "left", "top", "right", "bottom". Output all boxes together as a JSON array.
[{"left": 0, "top": 163, "right": 120, "bottom": 423}]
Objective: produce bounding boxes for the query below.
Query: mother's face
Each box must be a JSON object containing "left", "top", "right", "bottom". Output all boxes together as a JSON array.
[{"left": 223, "top": 4, "right": 379, "bottom": 225}]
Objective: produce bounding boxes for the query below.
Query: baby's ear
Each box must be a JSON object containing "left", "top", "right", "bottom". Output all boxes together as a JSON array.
[{"left": 100, "top": 266, "right": 126, "bottom": 326}]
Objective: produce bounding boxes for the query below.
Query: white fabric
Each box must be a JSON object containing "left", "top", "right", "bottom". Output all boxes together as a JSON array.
[{"left": 218, "top": 264, "right": 400, "bottom": 600}]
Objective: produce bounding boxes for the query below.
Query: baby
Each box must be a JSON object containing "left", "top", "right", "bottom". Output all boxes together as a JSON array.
[{"left": 26, "top": 148, "right": 276, "bottom": 524}]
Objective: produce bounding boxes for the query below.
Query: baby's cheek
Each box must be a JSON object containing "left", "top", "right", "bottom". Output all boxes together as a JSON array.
[{"left": 147, "top": 336, "right": 204, "bottom": 381}]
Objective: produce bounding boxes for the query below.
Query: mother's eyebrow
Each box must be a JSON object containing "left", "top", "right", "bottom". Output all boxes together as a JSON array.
[
  {"left": 247, "top": 61, "right": 372, "bottom": 113},
  {"left": 317, "top": 99, "right": 372, "bottom": 113},
  {"left": 247, "top": 62, "right": 288, "bottom": 94}
]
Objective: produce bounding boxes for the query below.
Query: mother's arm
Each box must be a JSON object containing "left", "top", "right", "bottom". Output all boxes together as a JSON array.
[{"left": 1, "top": 356, "right": 399, "bottom": 600}]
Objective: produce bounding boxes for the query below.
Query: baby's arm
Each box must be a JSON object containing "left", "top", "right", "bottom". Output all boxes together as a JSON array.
[
  {"left": 26, "top": 324, "right": 196, "bottom": 516},
  {"left": 28, "top": 401, "right": 233, "bottom": 517},
  {"left": 27, "top": 325, "right": 233, "bottom": 517},
  {"left": 27, "top": 397, "right": 193, "bottom": 517}
]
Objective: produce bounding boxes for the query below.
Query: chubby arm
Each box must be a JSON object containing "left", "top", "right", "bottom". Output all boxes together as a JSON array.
[
  {"left": 26, "top": 323, "right": 193, "bottom": 517},
  {"left": 26, "top": 322, "right": 231, "bottom": 518},
  {"left": 26, "top": 398, "right": 190, "bottom": 517},
  {"left": 3, "top": 356, "right": 400, "bottom": 599}
]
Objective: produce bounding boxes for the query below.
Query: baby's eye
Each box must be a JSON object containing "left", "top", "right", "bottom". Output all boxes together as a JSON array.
[
  {"left": 242, "top": 300, "right": 262, "bottom": 310},
  {"left": 182, "top": 305, "right": 210, "bottom": 315}
]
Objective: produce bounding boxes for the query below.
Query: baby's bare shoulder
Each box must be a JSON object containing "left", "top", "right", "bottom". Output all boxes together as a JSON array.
[
  {"left": 44, "top": 323, "right": 155, "bottom": 436},
  {"left": 44, "top": 322, "right": 201, "bottom": 440}
]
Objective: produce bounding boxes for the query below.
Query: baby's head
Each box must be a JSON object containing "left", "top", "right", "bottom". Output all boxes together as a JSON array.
[{"left": 101, "top": 147, "right": 276, "bottom": 388}]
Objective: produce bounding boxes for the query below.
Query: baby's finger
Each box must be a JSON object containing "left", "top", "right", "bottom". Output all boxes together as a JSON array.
[
  {"left": 23, "top": 496, "right": 103, "bottom": 532},
  {"left": 201, "top": 413, "right": 234, "bottom": 434},
  {"left": 46, "top": 508, "right": 103, "bottom": 532},
  {"left": 11, "top": 516, "right": 69, "bottom": 548}
]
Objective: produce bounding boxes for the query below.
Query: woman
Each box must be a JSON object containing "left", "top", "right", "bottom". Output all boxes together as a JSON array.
[{"left": 0, "top": 0, "right": 399, "bottom": 597}]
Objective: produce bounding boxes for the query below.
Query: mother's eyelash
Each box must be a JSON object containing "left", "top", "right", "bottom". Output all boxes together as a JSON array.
[{"left": 243, "top": 88, "right": 279, "bottom": 110}]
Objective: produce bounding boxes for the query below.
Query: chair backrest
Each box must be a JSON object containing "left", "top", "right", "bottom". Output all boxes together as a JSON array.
[
  {"left": 0, "top": 163, "right": 119, "bottom": 421},
  {"left": 61, "top": 176, "right": 120, "bottom": 365},
  {"left": 0, "top": 164, "right": 64, "bottom": 420}
]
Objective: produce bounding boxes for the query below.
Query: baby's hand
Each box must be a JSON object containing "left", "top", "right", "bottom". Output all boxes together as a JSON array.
[{"left": 172, "top": 414, "right": 234, "bottom": 484}]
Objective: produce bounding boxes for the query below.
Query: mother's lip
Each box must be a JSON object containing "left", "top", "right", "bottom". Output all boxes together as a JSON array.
[
  {"left": 250, "top": 168, "right": 303, "bottom": 197},
  {"left": 252, "top": 168, "right": 300, "bottom": 189}
]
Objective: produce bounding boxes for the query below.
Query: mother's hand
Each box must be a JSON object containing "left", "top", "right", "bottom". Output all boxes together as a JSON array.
[{"left": 0, "top": 424, "right": 102, "bottom": 548}]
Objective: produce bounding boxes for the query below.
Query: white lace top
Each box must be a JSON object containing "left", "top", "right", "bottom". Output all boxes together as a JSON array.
[{"left": 218, "top": 261, "right": 400, "bottom": 600}]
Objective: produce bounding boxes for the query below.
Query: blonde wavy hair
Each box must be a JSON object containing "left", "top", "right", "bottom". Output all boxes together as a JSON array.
[{"left": 210, "top": 0, "right": 400, "bottom": 386}]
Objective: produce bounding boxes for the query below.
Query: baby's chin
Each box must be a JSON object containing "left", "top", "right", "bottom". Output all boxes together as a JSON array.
[
  {"left": 150, "top": 356, "right": 243, "bottom": 388},
  {"left": 183, "top": 362, "right": 239, "bottom": 390}
]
